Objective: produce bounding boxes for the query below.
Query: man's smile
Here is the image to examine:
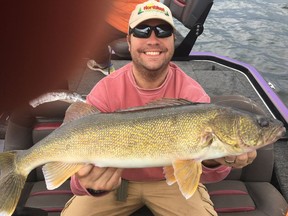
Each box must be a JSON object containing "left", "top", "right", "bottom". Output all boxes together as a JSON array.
[{"left": 144, "top": 51, "right": 161, "bottom": 56}]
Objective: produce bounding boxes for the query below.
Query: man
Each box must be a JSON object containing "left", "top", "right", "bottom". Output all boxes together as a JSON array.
[{"left": 61, "top": 1, "right": 257, "bottom": 215}]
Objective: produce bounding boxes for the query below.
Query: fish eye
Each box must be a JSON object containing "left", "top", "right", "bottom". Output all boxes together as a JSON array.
[{"left": 257, "top": 116, "right": 269, "bottom": 127}]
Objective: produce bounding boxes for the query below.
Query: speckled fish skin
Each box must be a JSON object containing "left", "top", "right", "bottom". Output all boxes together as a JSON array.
[
  {"left": 0, "top": 100, "right": 286, "bottom": 216},
  {"left": 20, "top": 102, "right": 284, "bottom": 168}
]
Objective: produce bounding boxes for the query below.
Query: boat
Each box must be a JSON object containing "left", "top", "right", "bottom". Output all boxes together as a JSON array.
[{"left": 1, "top": 0, "right": 287, "bottom": 215}]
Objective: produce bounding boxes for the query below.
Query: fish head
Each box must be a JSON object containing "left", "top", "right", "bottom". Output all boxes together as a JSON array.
[{"left": 209, "top": 108, "right": 286, "bottom": 154}]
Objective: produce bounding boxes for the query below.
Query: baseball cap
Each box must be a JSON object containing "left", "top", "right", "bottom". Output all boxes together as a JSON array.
[{"left": 129, "top": 0, "right": 175, "bottom": 30}]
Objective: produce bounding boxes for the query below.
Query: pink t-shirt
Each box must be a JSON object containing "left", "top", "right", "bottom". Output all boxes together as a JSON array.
[{"left": 71, "top": 62, "right": 231, "bottom": 195}]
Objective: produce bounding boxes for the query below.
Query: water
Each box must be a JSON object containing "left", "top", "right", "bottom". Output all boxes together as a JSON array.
[{"left": 175, "top": 0, "right": 288, "bottom": 107}]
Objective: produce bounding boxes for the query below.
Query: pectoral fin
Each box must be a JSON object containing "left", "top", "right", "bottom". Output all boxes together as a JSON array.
[
  {"left": 42, "top": 162, "right": 85, "bottom": 190},
  {"left": 172, "top": 160, "right": 202, "bottom": 199},
  {"left": 163, "top": 166, "right": 176, "bottom": 185}
]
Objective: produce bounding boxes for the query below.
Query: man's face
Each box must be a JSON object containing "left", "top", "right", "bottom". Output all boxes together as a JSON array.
[{"left": 128, "top": 19, "right": 174, "bottom": 76}]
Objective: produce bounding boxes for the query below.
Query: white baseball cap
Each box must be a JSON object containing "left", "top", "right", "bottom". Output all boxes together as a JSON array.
[{"left": 129, "top": 0, "right": 175, "bottom": 29}]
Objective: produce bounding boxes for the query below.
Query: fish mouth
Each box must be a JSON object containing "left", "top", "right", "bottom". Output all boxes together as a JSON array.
[
  {"left": 236, "top": 126, "right": 286, "bottom": 152},
  {"left": 266, "top": 126, "right": 286, "bottom": 144},
  {"left": 254, "top": 126, "right": 286, "bottom": 149}
]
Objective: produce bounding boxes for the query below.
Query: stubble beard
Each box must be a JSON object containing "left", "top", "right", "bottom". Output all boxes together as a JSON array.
[{"left": 131, "top": 48, "right": 174, "bottom": 82}]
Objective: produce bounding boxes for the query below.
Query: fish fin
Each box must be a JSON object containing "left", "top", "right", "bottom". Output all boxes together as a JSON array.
[
  {"left": 43, "top": 162, "right": 85, "bottom": 190},
  {"left": 117, "top": 98, "right": 200, "bottom": 112},
  {"left": 0, "top": 151, "right": 28, "bottom": 216},
  {"left": 63, "top": 102, "right": 100, "bottom": 124},
  {"left": 163, "top": 166, "right": 177, "bottom": 185},
  {"left": 211, "top": 95, "right": 266, "bottom": 115},
  {"left": 201, "top": 129, "right": 214, "bottom": 147},
  {"left": 172, "top": 160, "right": 202, "bottom": 199}
]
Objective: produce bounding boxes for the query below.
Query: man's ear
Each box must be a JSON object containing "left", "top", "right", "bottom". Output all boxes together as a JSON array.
[{"left": 127, "top": 35, "right": 131, "bottom": 52}]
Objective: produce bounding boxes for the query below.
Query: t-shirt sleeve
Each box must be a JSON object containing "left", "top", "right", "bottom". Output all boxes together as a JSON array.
[
  {"left": 86, "top": 80, "right": 111, "bottom": 112},
  {"left": 177, "top": 72, "right": 210, "bottom": 103},
  {"left": 70, "top": 175, "right": 90, "bottom": 196},
  {"left": 201, "top": 165, "right": 232, "bottom": 183}
]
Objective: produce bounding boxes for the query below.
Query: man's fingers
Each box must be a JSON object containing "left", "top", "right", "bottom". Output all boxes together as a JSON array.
[
  {"left": 224, "top": 156, "right": 236, "bottom": 164},
  {"left": 76, "top": 164, "right": 95, "bottom": 177},
  {"left": 89, "top": 168, "right": 123, "bottom": 191}
]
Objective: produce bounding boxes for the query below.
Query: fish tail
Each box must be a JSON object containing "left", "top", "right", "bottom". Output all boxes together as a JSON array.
[{"left": 0, "top": 151, "right": 27, "bottom": 216}]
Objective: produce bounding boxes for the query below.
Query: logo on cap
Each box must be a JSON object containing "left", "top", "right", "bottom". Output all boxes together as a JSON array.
[{"left": 138, "top": 2, "right": 169, "bottom": 16}]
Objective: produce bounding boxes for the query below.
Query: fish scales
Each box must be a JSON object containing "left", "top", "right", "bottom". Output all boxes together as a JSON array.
[{"left": 18, "top": 104, "right": 218, "bottom": 171}]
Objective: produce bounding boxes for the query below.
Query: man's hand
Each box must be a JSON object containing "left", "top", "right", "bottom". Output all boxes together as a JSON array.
[
  {"left": 202, "top": 150, "right": 257, "bottom": 169},
  {"left": 76, "top": 164, "right": 123, "bottom": 191}
]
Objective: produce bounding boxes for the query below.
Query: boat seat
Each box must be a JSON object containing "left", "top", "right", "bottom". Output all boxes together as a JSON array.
[
  {"left": 110, "top": 0, "right": 213, "bottom": 59},
  {"left": 4, "top": 94, "right": 287, "bottom": 216}
]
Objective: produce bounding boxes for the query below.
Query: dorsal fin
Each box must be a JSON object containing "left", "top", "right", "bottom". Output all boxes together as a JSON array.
[
  {"left": 118, "top": 98, "right": 200, "bottom": 113},
  {"left": 63, "top": 102, "right": 100, "bottom": 124}
]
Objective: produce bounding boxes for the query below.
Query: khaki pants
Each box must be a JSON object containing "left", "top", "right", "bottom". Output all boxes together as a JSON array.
[{"left": 61, "top": 181, "right": 217, "bottom": 216}]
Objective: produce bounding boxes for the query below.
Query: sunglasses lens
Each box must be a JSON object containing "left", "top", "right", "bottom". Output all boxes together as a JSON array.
[
  {"left": 132, "top": 25, "right": 151, "bottom": 38},
  {"left": 131, "top": 24, "right": 173, "bottom": 38},
  {"left": 155, "top": 25, "right": 173, "bottom": 38}
]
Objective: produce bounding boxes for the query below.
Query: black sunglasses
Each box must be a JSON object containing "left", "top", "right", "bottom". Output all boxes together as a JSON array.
[{"left": 129, "top": 24, "right": 173, "bottom": 38}]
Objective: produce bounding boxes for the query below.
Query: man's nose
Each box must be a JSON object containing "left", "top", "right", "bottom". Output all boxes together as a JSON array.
[{"left": 147, "top": 31, "right": 159, "bottom": 44}]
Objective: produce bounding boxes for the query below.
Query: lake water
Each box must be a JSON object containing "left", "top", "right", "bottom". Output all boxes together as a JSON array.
[{"left": 175, "top": 0, "right": 288, "bottom": 107}]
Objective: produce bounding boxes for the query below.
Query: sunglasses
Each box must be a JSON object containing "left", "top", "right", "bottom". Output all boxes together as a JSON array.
[{"left": 129, "top": 24, "right": 173, "bottom": 38}]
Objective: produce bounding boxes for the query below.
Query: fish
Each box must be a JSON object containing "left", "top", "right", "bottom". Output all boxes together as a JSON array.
[{"left": 0, "top": 98, "right": 286, "bottom": 216}]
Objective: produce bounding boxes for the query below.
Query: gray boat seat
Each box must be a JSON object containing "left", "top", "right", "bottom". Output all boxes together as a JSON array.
[
  {"left": 110, "top": 0, "right": 213, "bottom": 59},
  {"left": 4, "top": 95, "right": 287, "bottom": 216}
]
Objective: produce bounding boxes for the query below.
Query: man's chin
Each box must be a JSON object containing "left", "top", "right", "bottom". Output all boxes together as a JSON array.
[{"left": 142, "top": 61, "right": 166, "bottom": 71}]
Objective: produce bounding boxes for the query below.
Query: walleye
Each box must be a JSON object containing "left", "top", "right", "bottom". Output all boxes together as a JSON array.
[{"left": 0, "top": 98, "right": 286, "bottom": 216}]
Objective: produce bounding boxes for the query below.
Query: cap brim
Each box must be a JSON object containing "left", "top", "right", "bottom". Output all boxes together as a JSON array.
[{"left": 129, "top": 14, "right": 175, "bottom": 30}]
